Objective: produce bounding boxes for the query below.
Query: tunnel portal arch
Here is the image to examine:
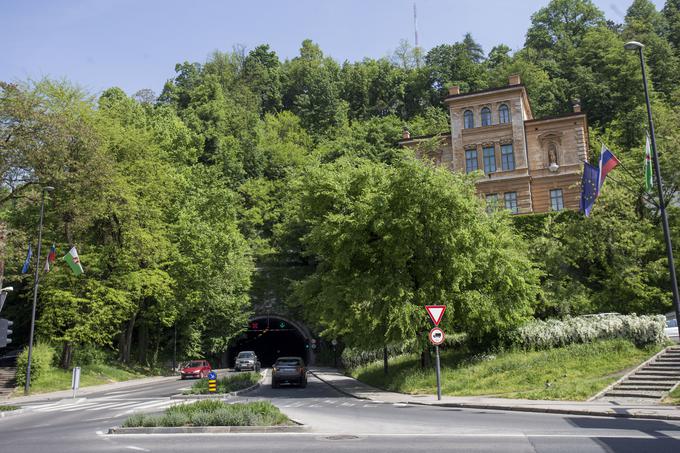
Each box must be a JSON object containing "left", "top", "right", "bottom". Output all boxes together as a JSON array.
[{"left": 228, "top": 314, "right": 314, "bottom": 367}]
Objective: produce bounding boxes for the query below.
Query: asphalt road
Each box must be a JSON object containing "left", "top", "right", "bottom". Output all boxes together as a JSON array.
[{"left": 1, "top": 370, "right": 680, "bottom": 452}]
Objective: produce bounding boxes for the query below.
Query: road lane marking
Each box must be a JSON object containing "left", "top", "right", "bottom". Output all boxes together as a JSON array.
[
  {"left": 85, "top": 401, "right": 137, "bottom": 411},
  {"left": 125, "top": 446, "right": 150, "bottom": 452}
]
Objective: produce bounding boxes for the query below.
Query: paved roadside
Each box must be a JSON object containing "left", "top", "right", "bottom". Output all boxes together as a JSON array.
[
  {"left": 310, "top": 367, "right": 680, "bottom": 421},
  {"left": 6, "top": 369, "right": 231, "bottom": 404}
]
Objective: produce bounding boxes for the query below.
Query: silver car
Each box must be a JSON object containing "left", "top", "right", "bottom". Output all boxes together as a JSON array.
[
  {"left": 666, "top": 318, "right": 679, "bottom": 343},
  {"left": 272, "top": 356, "right": 307, "bottom": 388},
  {"left": 234, "top": 351, "right": 260, "bottom": 372}
]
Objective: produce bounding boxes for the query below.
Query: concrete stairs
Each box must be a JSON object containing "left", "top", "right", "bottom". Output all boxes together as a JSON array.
[
  {"left": 599, "top": 346, "right": 680, "bottom": 401},
  {"left": 0, "top": 366, "right": 16, "bottom": 399}
]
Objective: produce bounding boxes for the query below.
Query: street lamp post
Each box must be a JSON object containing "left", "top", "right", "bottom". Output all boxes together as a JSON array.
[
  {"left": 24, "top": 186, "right": 54, "bottom": 395},
  {"left": 625, "top": 41, "right": 680, "bottom": 336}
]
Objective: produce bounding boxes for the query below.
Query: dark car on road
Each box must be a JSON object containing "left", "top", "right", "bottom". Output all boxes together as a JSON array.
[
  {"left": 271, "top": 356, "right": 307, "bottom": 388},
  {"left": 234, "top": 351, "right": 261, "bottom": 372},
  {"left": 180, "top": 360, "right": 212, "bottom": 379}
]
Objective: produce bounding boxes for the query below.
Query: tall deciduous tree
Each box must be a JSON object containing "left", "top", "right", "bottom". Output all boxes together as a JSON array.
[{"left": 285, "top": 157, "right": 539, "bottom": 349}]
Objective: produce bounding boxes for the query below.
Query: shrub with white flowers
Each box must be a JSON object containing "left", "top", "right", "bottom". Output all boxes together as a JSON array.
[{"left": 510, "top": 314, "right": 666, "bottom": 350}]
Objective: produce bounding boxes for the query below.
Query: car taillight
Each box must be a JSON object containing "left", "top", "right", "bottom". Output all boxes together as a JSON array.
[{"left": 297, "top": 367, "right": 302, "bottom": 372}]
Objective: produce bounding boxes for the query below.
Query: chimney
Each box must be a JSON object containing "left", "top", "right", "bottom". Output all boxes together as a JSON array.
[
  {"left": 508, "top": 74, "right": 521, "bottom": 86},
  {"left": 448, "top": 85, "right": 460, "bottom": 96},
  {"left": 572, "top": 100, "right": 581, "bottom": 113},
  {"left": 402, "top": 127, "right": 411, "bottom": 140}
]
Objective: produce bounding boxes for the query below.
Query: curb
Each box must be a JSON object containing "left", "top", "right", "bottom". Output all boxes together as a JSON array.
[
  {"left": 311, "top": 371, "right": 680, "bottom": 422},
  {"left": 5, "top": 373, "right": 180, "bottom": 404},
  {"left": 404, "top": 400, "right": 680, "bottom": 422},
  {"left": 0, "top": 408, "right": 25, "bottom": 419},
  {"left": 108, "top": 424, "right": 309, "bottom": 434},
  {"left": 171, "top": 371, "right": 266, "bottom": 399}
]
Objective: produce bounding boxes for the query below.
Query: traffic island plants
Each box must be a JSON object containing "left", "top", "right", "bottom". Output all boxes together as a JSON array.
[
  {"left": 123, "top": 400, "right": 290, "bottom": 427},
  {"left": 0, "top": 405, "right": 19, "bottom": 411},
  {"left": 183, "top": 371, "right": 260, "bottom": 394}
]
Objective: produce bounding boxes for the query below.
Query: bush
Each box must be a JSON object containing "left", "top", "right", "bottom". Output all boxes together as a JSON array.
[
  {"left": 184, "top": 372, "right": 260, "bottom": 394},
  {"left": 509, "top": 314, "right": 666, "bottom": 350},
  {"left": 341, "top": 342, "right": 416, "bottom": 370},
  {"left": 15, "top": 343, "right": 56, "bottom": 388},
  {"left": 124, "top": 400, "right": 288, "bottom": 427},
  {"left": 71, "top": 345, "right": 111, "bottom": 366}
]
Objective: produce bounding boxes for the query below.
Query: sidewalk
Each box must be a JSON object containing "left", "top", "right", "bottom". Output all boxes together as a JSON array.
[
  {"left": 5, "top": 374, "right": 177, "bottom": 404},
  {"left": 5, "top": 368, "right": 232, "bottom": 404},
  {"left": 310, "top": 367, "right": 680, "bottom": 421}
]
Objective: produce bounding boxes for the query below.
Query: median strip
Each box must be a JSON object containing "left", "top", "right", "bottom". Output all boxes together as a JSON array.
[{"left": 109, "top": 399, "right": 305, "bottom": 434}]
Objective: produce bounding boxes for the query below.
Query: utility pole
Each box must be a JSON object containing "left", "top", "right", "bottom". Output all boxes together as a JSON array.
[
  {"left": 25, "top": 186, "right": 54, "bottom": 395},
  {"left": 625, "top": 41, "right": 680, "bottom": 336},
  {"left": 413, "top": 2, "right": 420, "bottom": 68}
]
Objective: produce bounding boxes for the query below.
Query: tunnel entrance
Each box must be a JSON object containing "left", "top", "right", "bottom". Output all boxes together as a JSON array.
[{"left": 228, "top": 316, "right": 310, "bottom": 367}]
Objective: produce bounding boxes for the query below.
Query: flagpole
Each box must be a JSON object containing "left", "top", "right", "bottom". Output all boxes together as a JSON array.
[
  {"left": 24, "top": 186, "right": 54, "bottom": 395},
  {"left": 626, "top": 41, "right": 680, "bottom": 335}
]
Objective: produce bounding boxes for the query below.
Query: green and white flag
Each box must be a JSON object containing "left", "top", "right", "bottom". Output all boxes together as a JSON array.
[
  {"left": 645, "top": 134, "right": 653, "bottom": 192},
  {"left": 63, "top": 246, "right": 84, "bottom": 276}
]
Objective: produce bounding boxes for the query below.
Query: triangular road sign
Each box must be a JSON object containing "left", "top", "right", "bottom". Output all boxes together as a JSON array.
[{"left": 425, "top": 305, "right": 446, "bottom": 326}]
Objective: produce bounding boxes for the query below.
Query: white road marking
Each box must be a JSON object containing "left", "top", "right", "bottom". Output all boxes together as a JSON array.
[
  {"left": 125, "top": 446, "right": 150, "bottom": 452},
  {"left": 94, "top": 432, "right": 680, "bottom": 439},
  {"left": 85, "top": 401, "right": 137, "bottom": 411},
  {"left": 63, "top": 402, "right": 102, "bottom": 411}
]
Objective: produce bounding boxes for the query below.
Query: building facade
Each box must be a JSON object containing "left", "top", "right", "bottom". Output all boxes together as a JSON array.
[{"left": 400, "top": 74, "right": 588, "bottom": 214}]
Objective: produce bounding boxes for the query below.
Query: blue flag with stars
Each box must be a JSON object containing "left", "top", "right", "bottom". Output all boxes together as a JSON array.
[{"left": 580, "top": 161, "right": 599, "bottom": 217}]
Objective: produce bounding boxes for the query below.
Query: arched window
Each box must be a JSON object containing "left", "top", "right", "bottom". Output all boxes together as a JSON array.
[
  {"left": 499, "top": 104, "right": 510, "bottom": 124},
  {"left": 464, "top": 110, "right": 474, "bottom": 129},
  {"left": 481, "top": 107, "right": 491, "bottom": 126}
]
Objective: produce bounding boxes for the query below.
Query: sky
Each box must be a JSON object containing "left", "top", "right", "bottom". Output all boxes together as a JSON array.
[{"left": 1, "top": 0, "right": 667, "bottom": 96}]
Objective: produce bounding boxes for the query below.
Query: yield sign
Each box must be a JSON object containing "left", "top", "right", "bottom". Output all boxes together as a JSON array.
[{"left": 425, "top": 305, "right": 446, "bottom": 326}]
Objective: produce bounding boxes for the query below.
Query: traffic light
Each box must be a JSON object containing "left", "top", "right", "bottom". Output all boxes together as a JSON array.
[{"left": 0, "top": 318, "right": 13, "bottom": 348}]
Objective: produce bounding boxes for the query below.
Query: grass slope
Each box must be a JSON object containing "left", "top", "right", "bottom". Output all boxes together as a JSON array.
[
  {"left": 19, "top": 363, "right": 151, "bottom": 395},
  {"left": 351, "top": 339, "right": 663, "bottom": 401}
]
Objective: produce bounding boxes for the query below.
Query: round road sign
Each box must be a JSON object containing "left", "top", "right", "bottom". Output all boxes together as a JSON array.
[
  {"left": 428, "top": 327, "right": 445, "bottom": 346},
  {"left": 331, "top": 339, "right": 338, "bottom": 346}
]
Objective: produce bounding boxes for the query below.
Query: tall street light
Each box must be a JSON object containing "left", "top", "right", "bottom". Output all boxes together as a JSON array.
[
  {"left": 24, "top": 186, "right": 54, "bottom": 395},
  {"left": 625, "top": 41, "right": 680, "bottom": 337}
]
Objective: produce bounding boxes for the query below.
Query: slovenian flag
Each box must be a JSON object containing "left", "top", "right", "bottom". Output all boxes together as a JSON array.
[
  {"left": 44, "top": 245, "right": 56, "bottom": 272},
  {"left": 63, "top": 246, "right": 84, "bottom": 276},
  {"left": 597, "top": 144, "right": 620, "bottom": 194}
]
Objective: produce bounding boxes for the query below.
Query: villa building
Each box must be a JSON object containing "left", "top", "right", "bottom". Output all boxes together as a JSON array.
[{"left": 399, "top": 74, "right": 589, "bottom": 214}]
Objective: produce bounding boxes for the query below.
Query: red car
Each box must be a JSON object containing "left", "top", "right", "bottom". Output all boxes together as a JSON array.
[{"left": 180, "top": 360, "right": 212, "bottom": 379}]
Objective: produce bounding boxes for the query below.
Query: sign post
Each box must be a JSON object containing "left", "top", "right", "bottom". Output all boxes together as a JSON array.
[
  {"left": 207, "top": 371, "right": 217, "bottom": 393},
  {"left": 425, "top": 306, "right": 446, "bottom": 401},
  {"left": 71, "top": 366, "right": 81, "bottom": 399}
]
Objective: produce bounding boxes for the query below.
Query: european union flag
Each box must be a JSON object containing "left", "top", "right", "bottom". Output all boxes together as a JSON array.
[
  {"left": 21, "top": 243, "right": 32, "bottom": 274},
  {"left": 580, "top": 161, "right": 599, "bottom": 217}
]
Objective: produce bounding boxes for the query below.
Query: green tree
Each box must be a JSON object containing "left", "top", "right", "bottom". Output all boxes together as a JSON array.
[{"left": 285, "top": 157, "right": 539, "bottom": 350}]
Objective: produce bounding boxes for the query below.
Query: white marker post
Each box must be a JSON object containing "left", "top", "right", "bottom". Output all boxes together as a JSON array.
[
  {"left": 425, "top": 306, "right": 446, "bottom": 401},
  {"left": 71, "top": 366, "right": 81, "bottom": 399}
]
